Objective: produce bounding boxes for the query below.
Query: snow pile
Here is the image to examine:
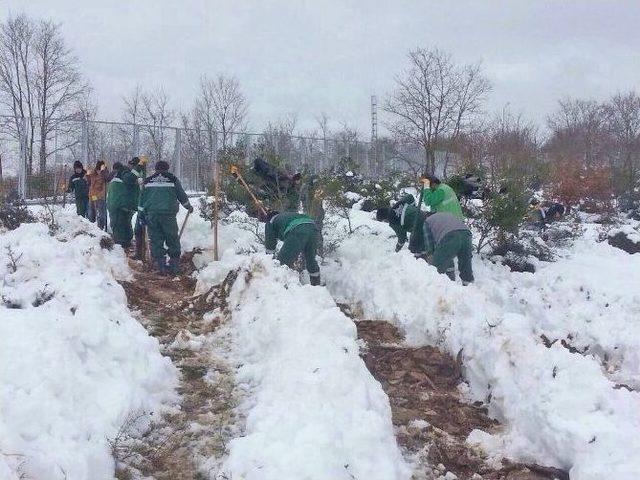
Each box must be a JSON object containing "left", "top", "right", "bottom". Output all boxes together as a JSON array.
[
  {"left": 324, "top": 211, "right": 640, "bottom": 479},
  {"left": 0, "top": 213, "right": 178, "bottom": 480},
  {"left": 198, "top": 256, "right": 409, "bottom": 480}
]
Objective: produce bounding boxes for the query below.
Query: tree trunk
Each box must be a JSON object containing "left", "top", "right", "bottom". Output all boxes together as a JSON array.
[{"left": 39, "top": 131, "right": 47, "bottom": 174}]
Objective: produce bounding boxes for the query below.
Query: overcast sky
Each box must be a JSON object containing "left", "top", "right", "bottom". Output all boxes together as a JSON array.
[{"left": 1, "top": 0, "right": 639, "bottom": 136}]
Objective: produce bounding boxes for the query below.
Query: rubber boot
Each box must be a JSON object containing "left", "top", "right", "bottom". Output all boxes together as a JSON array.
[
  {"left": 154, "top": 257, "right": 168, "bottom": 275},
  {"left": 309, "top": 273, "right": 321, "bottom": 286},
  {"left": 168, "top": 257, "right": 180, "bottom": 276}
]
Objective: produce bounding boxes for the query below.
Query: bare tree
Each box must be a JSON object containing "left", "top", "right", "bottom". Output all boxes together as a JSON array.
[
  {"left": 0, "top": 14, "right": 88, "bottom": 175},
  {"left": 198, "top": 74, "right": 247, "bottom": 152},
  {"left": 606, "top": 91, "right": 640, "bottom": 193},
  {"left": 120, "top": 85, "right": 144, "bottom": 157},
  {"left": 33, "top": 19, "right": 89, "bottom": 172},
  {"left": 384, "top": 47, "right": 490, "bottom": 174},
  {"left": 140, "top": 87, "right": 174, "bottom": 161},
  {"left": 546, "top": 98, "right": 609, "bottom": 168},
  {"left": 0, "top": 15, "right": 36, "bottom": 173}
]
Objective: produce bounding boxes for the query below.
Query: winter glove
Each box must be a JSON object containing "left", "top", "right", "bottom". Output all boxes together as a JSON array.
[
  {"left": 395, "top": 242, "right": 403, "bottom": 252},
  {"left": 187, "top": 204, "right": 194, "bottom": 214}
]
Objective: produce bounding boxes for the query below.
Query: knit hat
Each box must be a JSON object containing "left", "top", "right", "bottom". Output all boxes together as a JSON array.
[
  {"left": 73, "top": 161, "right": 83, "bottom": 170},
  {"left": 155, "top": 161, "right": 170, "bottom": 172}
]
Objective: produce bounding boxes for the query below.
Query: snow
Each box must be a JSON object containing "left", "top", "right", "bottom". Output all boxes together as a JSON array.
[
  {"left": 0, "top": 212, "right": 178, "bottom": 480},
  {"left": 323, "top": 208, "right": 640, "bottom": 479},
  {"left": 608, "top": 223, "right": 640, "bottom": 244},
  {"left": 195, "top": 256, "right": 409, "bottom": 480},
  {"left": 7, "top": 197, "right": 639, "bottom": 479}
]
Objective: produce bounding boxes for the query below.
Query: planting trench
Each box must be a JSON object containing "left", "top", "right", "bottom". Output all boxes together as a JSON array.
[
  {"left": 340, "top": 304, "right": 569, "bottom": 480},
  {"left": 114, "top": 249, "right": 568, "bottom": 480},
  {"left": 116, "top": 253, "right": 239, "bottom": 480}
]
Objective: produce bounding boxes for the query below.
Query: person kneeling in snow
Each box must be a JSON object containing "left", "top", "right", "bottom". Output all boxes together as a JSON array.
[
  {"left": 264, "top": 210, "right": 321, "bottom": 286},
  {"left": 377, "top": 203, "right": 474, "bottom": 284},
  {"left": 138, "top": 161, "right": 193, "bottom": 275}
]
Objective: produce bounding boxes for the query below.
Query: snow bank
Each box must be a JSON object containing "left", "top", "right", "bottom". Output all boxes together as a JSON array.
[
  {"left": 0, "top": 213, "right": 178, "bottom": 479},
  {"left": 198, "top": 256, "right": 409, "bottom": 480},
  {"left": 324, "top": 211, "right": 640, "bottom": 479}
]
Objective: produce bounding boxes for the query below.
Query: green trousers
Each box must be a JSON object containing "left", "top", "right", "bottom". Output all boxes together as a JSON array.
[
  {"left": 432, "top": 230, "right": 474, "bottom": 283},
  {"left": 147, "top": 213, "right": 180, "bottom": 260},
  {"left": 75, "top": 198, "right": 89, "bottom": 217},
  {"left": 278, "top": 223, "right": 320, "bottom": 276},
  {"left": 109, "top": 208, "right": 134, "bottom": 249}
]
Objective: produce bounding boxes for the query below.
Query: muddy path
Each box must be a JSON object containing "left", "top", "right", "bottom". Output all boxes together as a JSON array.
[
  {"left": 115, "top": 253, "right": 239, "bottom": 480},
  {"left": 340, "top": 305, "right": 568, "bottom": 480}
]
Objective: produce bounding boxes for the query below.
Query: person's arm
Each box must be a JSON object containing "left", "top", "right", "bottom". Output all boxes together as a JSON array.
[
  {"left": 66, "top": 175, "right": 75, "bottom": 193},
  {"left": 423, "top": 187, "right": 445, "bottom": 208},
  {"left": 389, "top": 222, "right": 406, "bottom": 251},
  {"left": 138, "top": 185, "right": 147, "bottom": 213},
  {"left": 122, "top": 170, "right": 137, "bottom": 186},
  {"left": 265, "top": 219, "right": 278, "bottom": 254},
  {"left": 174, "top": 178, "right": 193, "bottom": 212}
]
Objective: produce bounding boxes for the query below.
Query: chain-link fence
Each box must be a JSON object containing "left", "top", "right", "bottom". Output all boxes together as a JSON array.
[{"left": 0, "top": 115, "right": 437, "bottom": 200}]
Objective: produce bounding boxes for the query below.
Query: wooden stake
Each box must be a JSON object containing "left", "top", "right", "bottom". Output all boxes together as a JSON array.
[{"left": 213, "top": 161, "right": 220, "bottom": 261}]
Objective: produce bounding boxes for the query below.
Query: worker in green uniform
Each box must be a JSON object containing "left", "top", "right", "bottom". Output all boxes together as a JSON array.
[
  {"left": 420, "top": 174, "right": 464, "bottom": 219},
  {"left": 377, "top": 201, "right": 474, "bottom": 284},
  {"left": 66, "top": 161, "right": 89, "bottom": 217},
  {"left": 138, "top": 161, "right": 193, "bottom": 275},
  {"left": 422, "top": 212, "right": 474, "bottom": 284},
  {"left": 264, "top": 210, "right": 321, "bottom": 285},
  {"left": 107, "top": 162, "right": 138, "bottom": 250},
  {"left": 129, "top": 155, "right": 149, "bottom": 260},
  {"left": 375, "top": 195, "right": 426, "bottom": 254}
]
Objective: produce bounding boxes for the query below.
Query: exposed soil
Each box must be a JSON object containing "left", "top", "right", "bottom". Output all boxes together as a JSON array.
[
  {"left": 115, "top": 252, "right": 239, "bottom": 480},
  {"left": 341, "top": 304, "right": 568, "bottom": 480}
]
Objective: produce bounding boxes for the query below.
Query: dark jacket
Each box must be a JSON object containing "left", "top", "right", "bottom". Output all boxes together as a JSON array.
[
  {"left": 107, "top": 167, "right": 138, "bottom": 211},
  {"left": 67, "top": 170, "right": 89, "bottom": 199},
  {"left": 388, "top": 202, "right": 427, "bottom": 253},
  {"left": 139, "top": 171, "right": 191, "bottom": 215}
]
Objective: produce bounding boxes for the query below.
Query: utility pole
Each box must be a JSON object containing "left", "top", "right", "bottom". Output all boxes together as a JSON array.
[{"left": 371, "top": 95, "right": 379, "bottom": 176}]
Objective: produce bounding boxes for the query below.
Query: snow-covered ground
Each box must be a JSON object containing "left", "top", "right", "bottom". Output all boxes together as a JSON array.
[
  {"left": 196, "top": 256, "right": 409, "bottom": 480},
  {"left": 0, "top": 212, "right": 178, "bottom": 479},
  {"left": 4, "top": 199, "right": 639, "bottom": 479},
  {"left": 323, "top": 207, "right": 640, "bottom": 480}
]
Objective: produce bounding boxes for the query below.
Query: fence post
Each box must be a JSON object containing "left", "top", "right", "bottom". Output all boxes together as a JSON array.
[
  {"left": 132, "top": 123, "right": 140, "bottom": 157},
  {"left": 81, "top": 119, "right": 89, "bottom": 166},
  {"left": 18, "top": 117, "right": 27, "bottom": 199},
  {"left": 174, "top": 128, "right": 182, "bottom": 180}
]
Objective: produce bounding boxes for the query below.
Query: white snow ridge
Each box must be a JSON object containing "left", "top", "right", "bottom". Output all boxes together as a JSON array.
[
  {"left": 209, "top": 256, "right": 410, "bottom": 480},
  {"left": 0, "top": 215, "right": 178, "bottom": 479}
]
